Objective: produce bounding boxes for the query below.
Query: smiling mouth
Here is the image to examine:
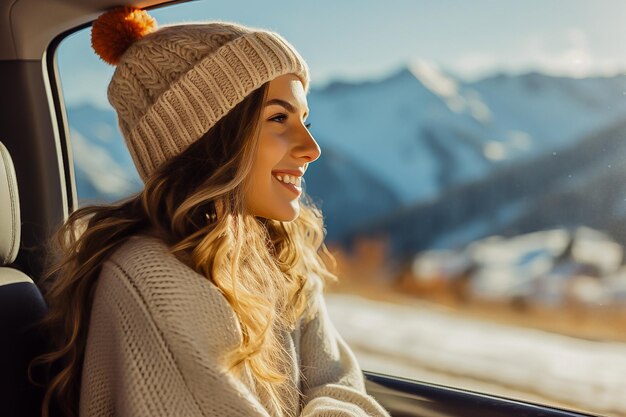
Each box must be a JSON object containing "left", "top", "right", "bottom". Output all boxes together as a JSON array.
[
  {"left": 273, "top": 173, "right": 302, "bottom": 187},
  {"left": 273, "top": 175, "right": 302, "bottom": 195}
]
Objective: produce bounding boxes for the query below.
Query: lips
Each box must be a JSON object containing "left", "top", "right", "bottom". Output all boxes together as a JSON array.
[
  {"left": 271, "top": 169, "right": 304, "bottom": 196},
  {"left": 273, "top": 175, "right": 302, "bottom": 195},
  {"left": 272, "top": 173, "right": 302, "bottom": 187}
]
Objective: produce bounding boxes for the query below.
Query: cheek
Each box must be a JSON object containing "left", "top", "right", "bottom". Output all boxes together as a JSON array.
[
  {"left": 256, "top": 133, "right": 288, "bottom": 171},
  {"left": 247, "top": 134, "right": 286, "bottom": 197}
]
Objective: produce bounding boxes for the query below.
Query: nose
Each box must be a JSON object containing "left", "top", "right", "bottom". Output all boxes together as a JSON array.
[{"left": 294, "top": 123, "right": 321, "bottom": 163}]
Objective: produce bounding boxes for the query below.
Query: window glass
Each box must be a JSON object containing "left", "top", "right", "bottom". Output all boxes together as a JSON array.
[{"left": 56, "top": 1, "right": 626, "bottom": 416}]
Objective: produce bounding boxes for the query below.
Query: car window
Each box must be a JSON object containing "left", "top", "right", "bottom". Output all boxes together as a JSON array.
[{"left": 56, "top": 1, "right": 626, "bottom": 416}]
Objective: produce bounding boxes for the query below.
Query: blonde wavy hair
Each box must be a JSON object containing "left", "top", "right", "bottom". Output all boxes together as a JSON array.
[{"left": 30, "top": 81, "right": 337, "bottom": 417}]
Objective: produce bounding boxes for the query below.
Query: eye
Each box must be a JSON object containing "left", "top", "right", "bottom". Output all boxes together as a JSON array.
[
  {"left": 270, "top": 113, "right": 312, "bottom": 130},
  {"left": 270, "top": 113, "right": 288, "bottom": 123}
]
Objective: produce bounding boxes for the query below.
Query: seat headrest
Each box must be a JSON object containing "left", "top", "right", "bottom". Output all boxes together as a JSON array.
[{"left": 0, "top": 141, "right": 20, "bottom": 266}]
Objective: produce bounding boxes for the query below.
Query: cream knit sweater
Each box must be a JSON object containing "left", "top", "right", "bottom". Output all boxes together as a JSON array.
[{"left": 79, "top": 234, "right": 391, "bottom": 417}]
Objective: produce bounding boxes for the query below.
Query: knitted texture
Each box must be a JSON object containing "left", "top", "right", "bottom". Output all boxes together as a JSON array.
[
  {"left": 105, "top": 22, "right": 310, "bottom": 182},
  {"left": 79, "top": 235, "right": 391, "bottom": 417}
]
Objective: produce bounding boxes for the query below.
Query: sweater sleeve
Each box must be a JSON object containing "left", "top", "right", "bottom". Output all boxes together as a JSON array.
[
  {"left": 298, "top": 281, "right": 391, "bottom": 417},
  {"left": 79, "top": 260, "right": 272, "bottom": 417}
]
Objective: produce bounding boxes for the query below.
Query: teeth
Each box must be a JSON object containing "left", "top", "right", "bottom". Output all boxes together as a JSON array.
[{"left": 274, "top": 174, "right": 301, "bottom": 187}]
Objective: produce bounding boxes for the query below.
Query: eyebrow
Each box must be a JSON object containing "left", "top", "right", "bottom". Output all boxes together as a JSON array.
[{"left": 265, "top": 98, "right": 309, "bottom": 117}]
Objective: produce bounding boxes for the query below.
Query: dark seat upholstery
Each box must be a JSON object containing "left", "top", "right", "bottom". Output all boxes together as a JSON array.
[{"left": 0, "top": 141, "right": 48, "bottom": 417}]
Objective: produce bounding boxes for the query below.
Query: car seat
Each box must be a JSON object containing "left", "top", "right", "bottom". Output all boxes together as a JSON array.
[{"left": 0, "top": 140, "right": 48, "bottom": 417}]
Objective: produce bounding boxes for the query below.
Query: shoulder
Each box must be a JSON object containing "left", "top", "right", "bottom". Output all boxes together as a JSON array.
[
  {"left": 100, "top": 234, "right": 204, "bottom": 299},
  {"left": 104, "top": 233, "right": 208, "bottom": 294},
  {"left": 107, "top": 234, "right": 189, "bottom": 280},
  {"left": 96, "top": 234, "right": 242, "bottom": 349}
]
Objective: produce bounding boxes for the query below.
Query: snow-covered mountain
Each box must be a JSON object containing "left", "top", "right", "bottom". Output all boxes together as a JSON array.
[
  {"left": 66, "top": 65, "right": 626, "bottom": 247},
  {"left": 307, "top": 63, "right": 626, "bottom": 203}
]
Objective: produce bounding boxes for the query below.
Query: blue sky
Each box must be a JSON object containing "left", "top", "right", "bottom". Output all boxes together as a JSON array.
[{"left": 57, "top": 0, "right": 626, "bottom": 108}]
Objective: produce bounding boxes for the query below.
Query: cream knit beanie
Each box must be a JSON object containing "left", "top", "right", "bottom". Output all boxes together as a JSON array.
[{"left": 91, "top": 7, "right": 310, "bottom": 182}]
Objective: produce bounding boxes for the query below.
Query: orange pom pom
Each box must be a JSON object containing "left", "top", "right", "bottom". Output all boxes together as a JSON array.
[{"left": 91, "top": 6, "right": 158, "bottom": 65}]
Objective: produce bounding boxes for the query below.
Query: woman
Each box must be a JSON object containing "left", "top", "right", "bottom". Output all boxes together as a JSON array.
[{"left": 31, "top": 6, "right": 391, "bottom": 417}]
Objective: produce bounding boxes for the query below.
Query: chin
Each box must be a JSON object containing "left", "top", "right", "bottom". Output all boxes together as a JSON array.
[
  {"left": 275, "top": 208, "right": 300, "bottom": 222},
  {"left": 249, "top": 199, "right": 301, "bottom": 222},
  {"left": 266, "top": 203, "right": 301, "bottom": 222}
]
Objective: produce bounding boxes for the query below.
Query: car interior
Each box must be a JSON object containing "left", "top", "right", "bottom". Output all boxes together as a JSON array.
[{"left": 0, "top": 0, "right": 605, "bottom": 416}]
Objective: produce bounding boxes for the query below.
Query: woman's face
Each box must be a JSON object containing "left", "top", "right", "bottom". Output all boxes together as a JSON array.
[{"left": 244, "top": 74, "right": 321, "bottom": 222}]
